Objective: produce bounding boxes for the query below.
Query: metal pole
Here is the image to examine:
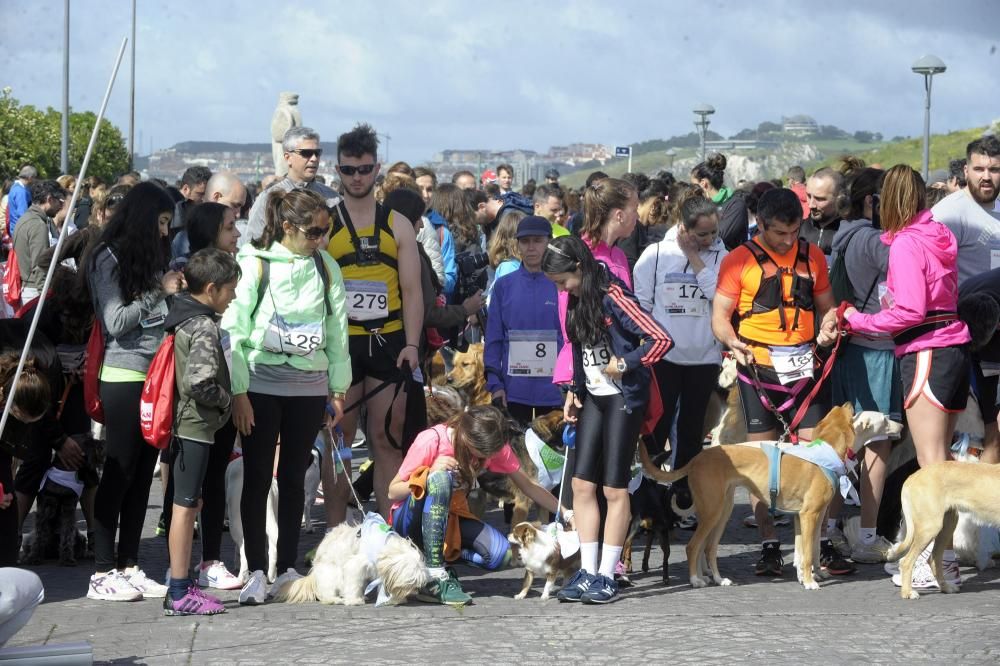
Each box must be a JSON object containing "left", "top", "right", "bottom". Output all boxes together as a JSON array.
[
  {"left": 627, "top": 146, "right": 632, "bottom": 173},
  {"left": 0, "top": 38, "right": 129, "bottom": 440},
  {"left": 922, "top": 74, "right": 932, "bottom": 181},
  {"left": 128, "top": 0, "right": 136, "bottom": 169},
  {"left": 60, "top": 0, "right": 70, "bottom": 173}
]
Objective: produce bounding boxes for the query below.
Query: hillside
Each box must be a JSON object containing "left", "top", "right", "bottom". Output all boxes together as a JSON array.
[{"left": 807, "top": 126, "right": 988, "bottom": 174}]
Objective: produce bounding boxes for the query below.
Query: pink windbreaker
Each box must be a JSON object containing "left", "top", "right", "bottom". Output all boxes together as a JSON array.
[
  {"left": 847, "top": 209, "right": 970, "bottom": 356},
  {"left": 552, "top": 239, "right": 632, "bottom": 384}
]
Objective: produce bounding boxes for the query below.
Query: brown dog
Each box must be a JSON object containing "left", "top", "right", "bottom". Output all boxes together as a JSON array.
[
  {"left": 508, "top": 522, "right": 580, "bottom": 600},
  {"left": 887, "top": 461, "right": 1000, "bottom": 599},
  {"left": 639, "top": 404, "right": 865, "bottom": 590},
  {"left": 446, "top": 343, "right": 491, "bottom": 406}
]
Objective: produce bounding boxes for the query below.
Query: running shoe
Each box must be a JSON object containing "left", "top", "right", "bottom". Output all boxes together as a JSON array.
[
  {"left": 852, "top": 536, "right": 895, "bottom": 564},
  {"left": 754, "top": 542, "right": 784, "bottom": 576},
  {"left": 87, "top": 570, "right": 143, "bottom": 602},
  {"left": 581, "top": 574, "right": 619, "bottom": 604},
  {"left": 163, "top": 586, "right": 226, "bottom": 616},
  {"left": 198, "top": 561, "right": 243, "bottom": 590},
  {"left": 819, "top": 540, "right": 856, "bottom": 575},
  {"left": 239, "top": 570, "right": 268, "bottom": 605},
  {"left": 269, "top": 568, "right": 303, "bottom": 599},
  {"left": 122, "top": 566, "right": 169, "bottom": 598},
  {"left": 416, "top": 571, "right": 472, "bottom": 606},
  {"left": 556, "top": 569, "right": 597, "bottom": 602}
]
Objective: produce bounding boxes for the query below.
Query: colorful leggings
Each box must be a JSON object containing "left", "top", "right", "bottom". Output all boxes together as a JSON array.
[{"left": 392, "top": 470, "right": 510, "bottom": 570}]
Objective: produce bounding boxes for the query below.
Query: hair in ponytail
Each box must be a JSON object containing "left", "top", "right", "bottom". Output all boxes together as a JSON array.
[
  {"left": 690, "top": 153, "right": 727, "bottom": 191},
  {"left": 0, "top": 354, "right": 51, "bottom": 422},
  {"left": 579, "top": 178, "right": 637, "bottom": 242},
  {"left": 253, "top": 188, "right": 329, "bottom": 250}
]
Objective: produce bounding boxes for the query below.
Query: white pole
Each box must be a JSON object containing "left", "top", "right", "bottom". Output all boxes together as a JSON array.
[
  {"left": 128, "top": 0, "right": 136, "bottom": 169},
  {"left": 627, "top": 146, "right": 632, "bottom": 174},
  {"left": 60, "top": 0, "right": 70, "bottom": 174},
  {"left": 0, "top": 38, "right": 129, "bottom": 440}
]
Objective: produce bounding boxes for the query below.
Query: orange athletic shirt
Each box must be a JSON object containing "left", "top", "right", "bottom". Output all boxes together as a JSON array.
[{"left": 716, "top": 240, "right": 830, "bottom": 365}]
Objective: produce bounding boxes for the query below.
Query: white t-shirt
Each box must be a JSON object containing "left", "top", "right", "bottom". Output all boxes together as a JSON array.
[{"left": 932, "top": 189, "right": 1000, "bottom": 284}]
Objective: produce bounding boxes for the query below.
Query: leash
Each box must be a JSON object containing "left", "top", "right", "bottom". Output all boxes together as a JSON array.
[
  {"left": 328, "top": 424, "right": 366, "bottom": 510},
  {"left": 552, "top": 424, "right": 576, "bottom": 525},
  {"left": 339, "top": 360, "right": 413, "bottom": 450}
]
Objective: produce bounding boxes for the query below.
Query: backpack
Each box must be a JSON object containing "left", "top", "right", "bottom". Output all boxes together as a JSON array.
[
  {"left": 829, "top": 226, "right": 866, "bottom": 305},
  {"left": 250, "top": 252, "right": 333, "bottom": 320},
  {"left": 3, "top": 250, "right": 22, "bottom": 307},
  {"left": 140, "top": 334, "right": 176, "bottom": 450},
  {"left": 83, "top": 324, "right": 106, "bottom": 423}
]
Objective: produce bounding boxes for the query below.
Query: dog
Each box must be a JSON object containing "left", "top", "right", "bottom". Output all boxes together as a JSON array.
[
  {"left": 446, "top": 343, "right": 491, "bottom": 406},
  {"left": 623, "top": 468, "right": 676, "bottom": 584},
  {"left": 22, "top": 434, "right": 103, "bottom": 566},
  {"left": 475, "top": 409, "right": 565, "bottom": 525},
  {"left": 639, "top": 405, "right": 887, "bottom": 590},
  {"left": 425, "top": 384, "right": 467, "bottom": 425},
  {"left": 508, "top": 521, "right": 580, "bottom": 600},
  {"left": 274, "top": 516, "right": 428, "bottom": 606},
  {"left": 887, "top": 461, "right": 1000, "bottom": 599},
  {"left": 226, "top": 455, "right": 279, "bottom": 583}
]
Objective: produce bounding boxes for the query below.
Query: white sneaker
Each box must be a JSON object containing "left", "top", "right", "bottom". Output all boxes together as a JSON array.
[
  {"left": 87, "top": 569, "right": 143, "bottom": 602},
  {"left": 852, "top": 536, "right": 895, "bottom": 564},
  {"left": 269, "top": 567, "right": 303, "bottom": 599},
  {"left": 941, "top": 558, "right": 962, "bottom": 587},
  {"left": 239, "top": 569, "right": 268, "bottom": 605},
  {"left": 884, "top": 559, "right": 900, "bottom": 576},
  {"left": 199, "top": 561, "right": 243, "bottom": 590},
  {"left": 891, "top": 552, "right": 962, "bottom": 589},
  {"left": 123, "top": 566, "right": 168, "bottom": 598}
]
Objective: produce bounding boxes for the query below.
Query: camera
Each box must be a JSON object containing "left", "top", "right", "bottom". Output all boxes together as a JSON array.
[
  {"left": 454, "top": 250, "right": 488, "bottom": 303},
  {"left": 355, "top": 236, "right": 381, "bottom": 266}
]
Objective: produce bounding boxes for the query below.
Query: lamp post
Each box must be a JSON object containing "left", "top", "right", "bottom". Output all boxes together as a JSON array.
[
  {"left": 60, "top": 0, "right": 69, "bottom": 173},
  {"left": 378, "top": 133, "right": 392, "bottom": 164},
  {"left": 665, "top": 147, "right": 677, "bottom": 171},
  {"left": 128, "top": 0, "right": 136, "bottom": 169},
  {"left": 693, "top": 104, "right": 715, "bottom": 163},
  {"left": 912, "top": 55, "right": 946, "bottom": 181}
]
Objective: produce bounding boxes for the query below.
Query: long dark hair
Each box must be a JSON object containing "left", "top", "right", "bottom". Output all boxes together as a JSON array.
[
  {"left": 0, "top": 353, "right": 51, "bottom": 421},
  {"left": 90, "top": 181, "right": 174, "bottom": 301},
  {"left": 541, "top": 235, "right": 609, "bottom": 347},
  {"left": 187, "top": 202, "right": 228, "bottom": 254},
  {"left": 254, "top": 188, "right": 327, "bottom": 250},
  {"left": 431, "top": 183, "right": 478, "bottom": 251},
  {"left": 448, "top": 405, "right": 511, "bottom": 487}
]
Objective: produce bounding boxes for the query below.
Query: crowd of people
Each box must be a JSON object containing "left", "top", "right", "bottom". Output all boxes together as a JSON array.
[{"left": 0, "top": 123, "right": 999, "bottom": 627}]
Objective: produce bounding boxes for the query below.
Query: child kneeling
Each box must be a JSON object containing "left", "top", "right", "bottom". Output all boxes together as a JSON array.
[
  {"left": 165, "top": 249, "right": 241, "bottom": 616},
  {"left": 387, "top": 405, "right": 572, "bottom": 606}
]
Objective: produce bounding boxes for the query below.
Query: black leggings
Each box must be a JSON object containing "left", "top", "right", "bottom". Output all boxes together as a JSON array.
[
  {"left": 163, "top": 420, "right": 237, "bottom": 562},
  {"left": 240, "top": 392, "right": 325, "bottom": 573},
  {"left": 1, "top": 452, "right": 17, "bottom": 567},
  {"left": 573, "top": 392, "right": 644, "bottom": 489},
  {"left": 649, "top": 361, "right": 719, "bottom": 468},
  {"left": 94, "top": 381, "right": 160, "bottom": 570}
]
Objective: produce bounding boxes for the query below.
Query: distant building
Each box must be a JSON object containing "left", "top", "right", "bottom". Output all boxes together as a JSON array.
[{"left": 782, "top": 115, "right": 819, "bottom": 136}]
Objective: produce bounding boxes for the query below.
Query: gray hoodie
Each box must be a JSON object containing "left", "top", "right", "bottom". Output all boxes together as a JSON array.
[{"left": 830, "top": 218, "right": 892, "bottom": 351}]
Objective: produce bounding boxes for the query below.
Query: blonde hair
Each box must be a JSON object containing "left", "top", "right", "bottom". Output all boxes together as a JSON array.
[
  {"left": 879, "top": 165, "right": 926, "bottom": 235},
  {"left": 488, "top": 209, "right": 524, "bottom": 268},
  {"left": 376, "top": 172, "right": 419, "bottom": 203}
]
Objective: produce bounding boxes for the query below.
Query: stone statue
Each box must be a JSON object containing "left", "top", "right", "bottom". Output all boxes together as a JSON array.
[{"left": 270, "top": 92, "right": 302, "bottom": 177}]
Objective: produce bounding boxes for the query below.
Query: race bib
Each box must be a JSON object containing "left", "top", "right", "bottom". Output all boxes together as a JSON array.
[
  {"left": 507, "top": 330, "right": 557, "bottom": 377},
  {"left": 991, "top": 240, "right": 1000, "bottom": 271},
  {"left": 139, "top": 301, "right": 168, "bottom": 329},
  {"left": 659, "top": 272, "right": 709, "bottom": 317},
  {"left": 344, "top": 280, "right": 389, "bottom": 322},
  {"left": 769, "top": 344, "right": 814, "bottom": 386},
  {"left": 262, "top": 313, "right": 324, "bottom": 358},
  {"left": 582, "top": 343, "right": 619, "bottom": 395}
]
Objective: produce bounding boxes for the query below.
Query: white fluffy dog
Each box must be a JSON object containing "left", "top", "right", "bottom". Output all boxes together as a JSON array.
[
  {"left": 226, "top": 456, "right": 279, "bottom": 583},
  {"left": 274, "top": 516, "right": 429, "bottom": 606}
]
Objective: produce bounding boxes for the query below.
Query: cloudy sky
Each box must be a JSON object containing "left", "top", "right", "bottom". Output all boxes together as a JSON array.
[{"left": 3, "top": 1, "right": 998, "bottom": 163}]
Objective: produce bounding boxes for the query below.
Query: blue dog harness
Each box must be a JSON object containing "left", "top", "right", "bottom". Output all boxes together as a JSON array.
[{"left": 761, "top": 441, "right": 842, "bottom": 516}]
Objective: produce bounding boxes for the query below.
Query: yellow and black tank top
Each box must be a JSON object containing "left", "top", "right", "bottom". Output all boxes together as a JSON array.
[{"left": 327, "top": 203, "right": 403, "bottom": 336}]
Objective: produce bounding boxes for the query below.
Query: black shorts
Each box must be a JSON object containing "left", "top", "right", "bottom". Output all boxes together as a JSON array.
[
  {"left": 900, "top": 346, "right": 970, "bottom": 413},
  {"left": 349, "top": 330, "right": 406, "bottom": 386},
  {"left": 736, "top": 363, "right": 831, "bottom": 435},
  {"left": 12, "top": 445, "right": 53, "bottom": 495},
  {"left": 971, "top": 355, "right": 999, "bottom": 423},
  {"left": 573, "top": 392, "right": 644, "bottom": 489},
  {"left": 170, "top": 438, "right": 211, "bottom": 508}
]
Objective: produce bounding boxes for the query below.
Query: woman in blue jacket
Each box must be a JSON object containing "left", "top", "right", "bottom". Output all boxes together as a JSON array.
[
  {"left": 485, "top": 216, "right": 563, "bottom": 424},
  {"left": 542, "top": 235, "right": 672, "bottom": 604}
]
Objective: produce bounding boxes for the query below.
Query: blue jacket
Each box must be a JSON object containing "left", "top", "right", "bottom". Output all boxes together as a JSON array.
[
  {"left": 7, "top": 181, "right": 30, "bottom": 235},
  {"left": 485, "top": 265, "right": 563, "bottom": 407},
  {"left": 569, "top": 273, "right": 674, "bottom": 412},
  {"left": 427, "top": 210, "right": 457, "bottom": 296}
]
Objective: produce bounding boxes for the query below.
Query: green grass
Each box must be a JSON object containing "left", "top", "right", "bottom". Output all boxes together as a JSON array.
[{"left": 807, "top": 127, "right": 988, "bottom": 173}]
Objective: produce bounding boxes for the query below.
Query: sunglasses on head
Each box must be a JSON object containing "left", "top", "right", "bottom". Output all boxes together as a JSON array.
[
  {"left": 291, "top": 148, "right": 322, "bottom": 159},
  {"left": 337, "top": 164, "right": 376, "bottom": 176},
  {"left": 295, "top": 223, "right": 331, "bottom": 240}
]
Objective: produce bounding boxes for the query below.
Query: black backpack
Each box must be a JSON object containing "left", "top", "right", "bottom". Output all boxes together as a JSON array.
[{"left": 830, "top": 226, "right": 879, "bottom": 308}]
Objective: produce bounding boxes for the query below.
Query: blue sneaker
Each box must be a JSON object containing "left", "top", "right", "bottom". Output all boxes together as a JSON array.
[
  {"left": 581, "top": 574, "right": 619, "bottom": 604},
  {"left": 556, "top": 569, "right": 596, "bottom": 603}
]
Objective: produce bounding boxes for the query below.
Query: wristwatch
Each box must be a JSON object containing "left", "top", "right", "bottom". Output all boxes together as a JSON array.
[{"left": 616, "top": 358, "right": 628, "bottom": 373}]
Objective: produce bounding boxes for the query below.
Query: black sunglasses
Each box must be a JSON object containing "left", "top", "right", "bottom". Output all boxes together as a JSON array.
[
  {"left": 295, "top": 223, "right": 331, "bottom": 240},
  {"left": 291, "top": 148, "right": 323, "bottom": 159},
  {"left": 337, "top": 164, "right": 376, "bottom": 176}
]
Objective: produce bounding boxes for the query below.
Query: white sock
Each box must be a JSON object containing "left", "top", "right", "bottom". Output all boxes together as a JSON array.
[
  {"left": 859, "top": 527, "right": 877, "bottom": 545},
  {"left": 580, "top": 542, "right": 599, "bottom": 574},
  {"left": 598, "top": 544, "right": 623, "bottom": 578},
  {"left": 826, "top": 519, "right": 838, "bottom": 533},
  {"left": 428, "top": 567, "right": 447, "bottom": 580}
]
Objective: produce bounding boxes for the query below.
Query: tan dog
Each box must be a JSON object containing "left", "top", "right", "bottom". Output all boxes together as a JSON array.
[
  {"left": 508, "top": 522, "right": 580, "bottom": 600},
  {"left": 887, "top": 461, "right": 1000, "bottom": 599},
  {"left": 446, "top": 343, "right": 491, "bottom": 406},
  {"left": 639, "top": 404, "right": 865, "bottom": 590}
]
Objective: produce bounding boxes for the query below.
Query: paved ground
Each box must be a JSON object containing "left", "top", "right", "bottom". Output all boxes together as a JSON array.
[{"left": 7, "top": 454, "right": 1000, "bottom": 665}]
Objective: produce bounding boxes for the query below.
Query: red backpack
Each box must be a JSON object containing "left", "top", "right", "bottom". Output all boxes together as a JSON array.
[
  {"left": 83, "top": 324, "right": 106, "bottom": 423},
  {"left": 140, "top": 334, "right": 176, "bottom": 450},
  {"left": 3, "top": 251, "right": 22, "bottom": 308}
]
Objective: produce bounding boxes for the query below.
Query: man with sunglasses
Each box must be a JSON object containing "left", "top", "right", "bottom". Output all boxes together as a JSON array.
[
  {"left": 245, "top": 127, "right": 338, "bottom": 244},
  {"left": 11, "top": 180, "right": 67, "bottom": 302},
  {"left": 324, "top": 123, "right": 423, "bottom": 525}
]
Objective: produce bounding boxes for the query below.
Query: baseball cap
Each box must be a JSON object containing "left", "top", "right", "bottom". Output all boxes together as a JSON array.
[
  {"left": 545, "top": 168, "right": 560, "bottom": 179},
  {"left": 516, "top": 215, "right": 552, "bottom": 239},
  {"left": 481, "top": 169, "right": 498, "bottom": 184}
]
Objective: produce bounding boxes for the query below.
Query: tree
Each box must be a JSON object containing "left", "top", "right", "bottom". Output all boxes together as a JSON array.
[
  {"left": 757, "top": 121, "right": 783, "bottom": 134},
  {"left": 853, "top": 130, "right": 876, "bottom": 143},
  {"left": 0, "top": 87, "right": 128, "bottom": 181}
]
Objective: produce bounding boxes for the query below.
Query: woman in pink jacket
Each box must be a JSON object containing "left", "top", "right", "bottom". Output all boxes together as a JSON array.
[
  {"left": 552, "top": 178, "right": 637, "bottom": 385},
  {"left": 834, "top": 165, "right": 970, "bottom": 589}
]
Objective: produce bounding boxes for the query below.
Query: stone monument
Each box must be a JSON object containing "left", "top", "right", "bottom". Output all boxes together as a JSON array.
[{"left": 270, "top": 92, "right": 302, "bottom": 177}]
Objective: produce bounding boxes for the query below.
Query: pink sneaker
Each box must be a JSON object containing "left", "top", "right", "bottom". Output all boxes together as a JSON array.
[{"left": 163, "top": 586, "right": 226, "bottom": 616}]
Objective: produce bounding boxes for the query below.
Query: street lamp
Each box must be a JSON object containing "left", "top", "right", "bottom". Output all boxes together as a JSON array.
[
  {"left": 912, "top": 54, "right": 946, "bottom": 181},
  {"left": 693, "top": 104, "right": 715, "bottom": 163},
  {"left": 378, "top": 133, "right": 392, "bottom": 165},
  {"left": 665, "top": 147, "right": 677, "bottom": 171}
]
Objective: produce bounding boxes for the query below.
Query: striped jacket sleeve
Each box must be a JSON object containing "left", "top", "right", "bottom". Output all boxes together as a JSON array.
[{"left": 606, "top": 284, "right": 673, "bottom": 369}]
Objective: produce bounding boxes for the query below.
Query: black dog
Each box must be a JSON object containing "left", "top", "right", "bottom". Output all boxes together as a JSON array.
[
  {"left": 22, "top": 434, "right": 103, "bottom": 566},
  {"left": 622, "top": 450, "right": 677, "bottom": 585}
]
